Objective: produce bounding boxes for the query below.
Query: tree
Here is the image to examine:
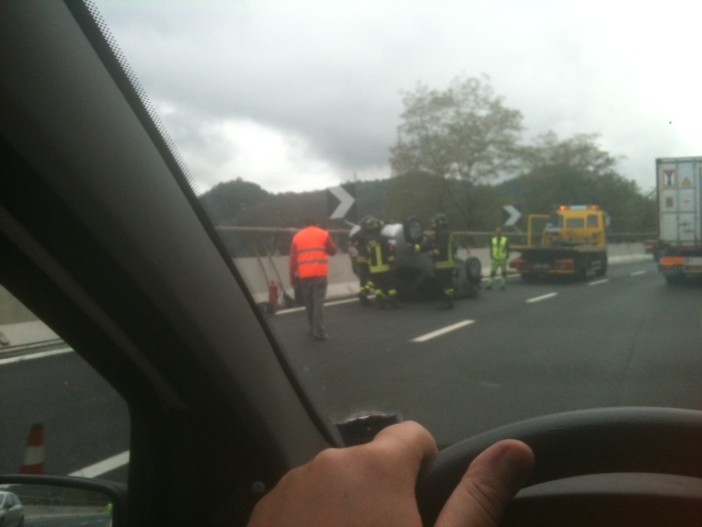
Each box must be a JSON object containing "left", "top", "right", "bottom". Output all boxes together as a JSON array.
[
  {"left": 518, "top": 133, "right": 655, "bottom": 232},
  {"left": 199, "top": 178, "right": 271, "bottom": 223},
  {"left": 382, "top": 170, "right": 443, "bottom": 225},
  {"left": 389, "top": 74, "right": 524, "bottom": 183},
  {"left": 382, "top": 170, "right": 501, "bottom": 234}
]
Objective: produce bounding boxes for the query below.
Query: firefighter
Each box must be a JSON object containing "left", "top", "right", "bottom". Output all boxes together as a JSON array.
[
  {"left": 486, "top": 227, "right": 510, "bottom": 290},
  {"left": 349, "top": 217, "right": 373, "bottom": 306},
  {"left": 427, "top": 212, "right": 458, "bottom": 309},
  {"left": 364, "top": 216, "right": 399, "bottom": 309}
]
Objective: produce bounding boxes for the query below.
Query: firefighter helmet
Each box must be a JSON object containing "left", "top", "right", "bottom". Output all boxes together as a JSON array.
[
  {"left": 361, "top": 215, "right": 381, "bottom": 232},
  {"left": 431, "top": 213, "right": 448, "bottom": 228}
]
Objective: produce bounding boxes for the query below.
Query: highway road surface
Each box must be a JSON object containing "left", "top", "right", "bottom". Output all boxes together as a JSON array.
[{"left": 2, "top": 258, "right": 701, "bottom": 481}]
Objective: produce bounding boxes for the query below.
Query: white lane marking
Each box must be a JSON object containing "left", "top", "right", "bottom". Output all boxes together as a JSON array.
[
  {"left": 277, "top": 297, "right": 362, "bottom": 315},
  {"left": 411, "top": 320, "right": 475, "bottom": 343},
  {"left": 526, "top": 293, "right": 558, "bottom": 304},
  {"left": 276, "top": 307, "right": 305, "bottom": 315},
  {"left": 325, "top": 298, "right": 359, "bottom": 307},
  {"left": 0, "top": 347, "right": 73, "bottom": 366},
  {"left": 589, "top": 279, "right": 609, "bottom": 286},
  {"left": 70, "top": 450, "right": 130, "bottom": 478},
  {"left": 630, "top": 270, "right": 646, "bottom": 276}
]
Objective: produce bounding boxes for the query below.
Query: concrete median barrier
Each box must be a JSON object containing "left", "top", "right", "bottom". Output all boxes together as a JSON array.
[
  {"left": 0, "top": 243, "right": 649, "bottom": 352},
  {"left": 238, "top": 243, "right": 649, "bottom": 304}
]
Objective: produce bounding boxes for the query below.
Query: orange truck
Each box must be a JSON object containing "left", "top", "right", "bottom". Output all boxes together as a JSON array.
[
  {"left": 656, "top": 157, "right": 702, "bottom": 284},
  {"left": 509, "top": 205, "right": 608, "bottom": 281}
]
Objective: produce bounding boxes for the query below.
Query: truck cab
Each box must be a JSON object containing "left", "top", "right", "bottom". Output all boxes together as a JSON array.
[
  {"left": 511, "top": 205, "right": 608, "bottom": 281},
  {"left": 542, "top": 205, "right": 608, "bottom": 249}
]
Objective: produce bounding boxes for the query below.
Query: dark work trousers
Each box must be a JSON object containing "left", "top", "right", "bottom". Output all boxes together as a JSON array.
[
  {"left": 300, "top": 276, "right": 328, "bottom": 338},
  {"left": 358, "top": 263, "right": 371, "bottom": 290},
  {"left": 370, "top": 270, "right": 396, "bottom": 298},
  {"left": 434, "top": 268, "right": 454, "bottom": 297}
]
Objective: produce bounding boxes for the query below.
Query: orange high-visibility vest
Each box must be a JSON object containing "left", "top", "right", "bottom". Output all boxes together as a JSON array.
[{"left": 291, "top": 226, "right": 334, "bottom": 279}]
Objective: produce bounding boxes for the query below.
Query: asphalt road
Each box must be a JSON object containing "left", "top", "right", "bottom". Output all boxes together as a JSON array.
[
  {"left": 21, "top": 513, "right": 110, "bottom": 527},
  {"left": 0, "top": 351, "right": 129, "bottom": 481},
  {"left": 271, "top": 259, "right": 702, "bottom": 446},
  {"left": 2, "top": 258, "right": 701, "bottom": 480}
]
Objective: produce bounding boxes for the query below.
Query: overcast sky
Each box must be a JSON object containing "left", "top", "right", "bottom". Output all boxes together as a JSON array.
[{"left": 93, "top": 0, "right": 702, "bottom": 196}]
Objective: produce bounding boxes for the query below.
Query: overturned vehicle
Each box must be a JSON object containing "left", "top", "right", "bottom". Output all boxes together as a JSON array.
[{"left": 349, "top": 217, "right": 483, "bottom": 301}]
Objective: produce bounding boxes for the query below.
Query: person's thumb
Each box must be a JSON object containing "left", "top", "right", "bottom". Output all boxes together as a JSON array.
[{"left": 434, "top": 440, "right": 534, "bottom": 527}]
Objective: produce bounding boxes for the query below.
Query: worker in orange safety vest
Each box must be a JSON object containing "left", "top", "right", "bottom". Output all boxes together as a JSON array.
[{"left": 290, "top": 217, "right": 337, "bottom": 340}]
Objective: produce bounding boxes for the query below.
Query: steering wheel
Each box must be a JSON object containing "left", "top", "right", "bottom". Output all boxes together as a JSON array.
[{"left": 416, "top": 407, "right": 702, "bottom": 526}]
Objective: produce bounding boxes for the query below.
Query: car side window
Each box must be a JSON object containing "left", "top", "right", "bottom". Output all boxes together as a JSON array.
[{"left": 0, "top": 284, "right": 130, "bottom": 483}]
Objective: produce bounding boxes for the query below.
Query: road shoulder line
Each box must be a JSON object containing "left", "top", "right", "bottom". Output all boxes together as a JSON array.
[
  {"left": 69, "top": 450, "right": 130, "bottom": 478},
  {"left": 526, "top": 293, "right": 558, "bottom": 304},
  {"left": 411, "top": 320, "right": 475, "bottom": 343}
]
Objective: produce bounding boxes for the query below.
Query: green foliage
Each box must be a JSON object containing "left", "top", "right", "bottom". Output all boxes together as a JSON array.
[
  {"left": 383, "top": 170, "right": 442, "bottom": 224},
  {"left": 518, "top": 133, "right": 620, "bottom": 209},
  {"left": 353, "top": 179, "right": 392, "bottom": 220},
  {"left": 381, "top": 170, "right": 507, "bottom": 231},
  {"left": 515, "top": 133, "right": 655, "bottom": 232},
  {"left": 199, "top": 178, "right": 271, "bottom": 223},
  {"left": 199, "top": 79, "right": 656, "bottom": 237},
  {"left": 201, "top": 169, "right": 655, "bottom": 237},
  {"left": 237, "top": 192, "right": 324, "bottom": 228},
  {"left": 390, "top": 74, "right": 524, "bottom": 183}
]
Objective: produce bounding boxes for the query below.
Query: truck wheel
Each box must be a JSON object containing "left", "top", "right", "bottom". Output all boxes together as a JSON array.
[
  {"left": 594, "top": 254, "right": 608, "bottom": 277},
  {"left": 665, "top": 274, "right": 684, "bottom": 286},
  {"left": 576, "top": 256, "right": 588, "bottom": 281}
]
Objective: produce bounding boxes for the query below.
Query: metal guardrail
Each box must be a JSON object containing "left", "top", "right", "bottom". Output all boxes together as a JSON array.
[
  {"left": 0, "top": 227, "right": 653, "bottom": 353},
  {"left": 214, "top": 225, "right": 656, "bottom": 257}
]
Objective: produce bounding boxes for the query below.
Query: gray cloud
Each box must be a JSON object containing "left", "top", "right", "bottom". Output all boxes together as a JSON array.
[{"left": 94, "top": 0, "right": 702, "bottom": 193}]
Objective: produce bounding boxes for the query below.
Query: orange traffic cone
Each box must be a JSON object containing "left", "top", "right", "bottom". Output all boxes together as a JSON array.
[{"left": 19, "top": 423, "right": 45, "bottom": 474}]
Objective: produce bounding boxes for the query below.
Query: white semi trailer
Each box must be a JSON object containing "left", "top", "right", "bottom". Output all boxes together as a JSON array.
[{"left": 656, "top": 156, "right": 702, "bottom": 284}]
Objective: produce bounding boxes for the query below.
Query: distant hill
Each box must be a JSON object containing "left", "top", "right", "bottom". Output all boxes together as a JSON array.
[
  {"left": 200, "top": 178, "right": 392, "bottom": 229},
  {"left": 199, "top": 173, "right": 656, "bottom": 237}
]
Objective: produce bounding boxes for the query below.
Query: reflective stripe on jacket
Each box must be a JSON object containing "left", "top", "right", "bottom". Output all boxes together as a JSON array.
[
  {"left": 367, "top": 235, "right": 394, "bottom": 274},
  {"left": 433, "top": 228, "right": 456, "bottom": 270},
  {"left": 290, "top": 226, "right": 336, "bottom": 279},
  {"left": 491, "top": 236, "right": 509, "bottom": 260}
]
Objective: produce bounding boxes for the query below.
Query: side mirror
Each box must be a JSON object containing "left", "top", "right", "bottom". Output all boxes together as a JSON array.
[{"left": 0, "top": 474, "right": 127, "bottom": 526}]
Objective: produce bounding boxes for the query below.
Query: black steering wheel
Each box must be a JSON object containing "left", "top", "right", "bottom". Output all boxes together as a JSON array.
[{"left": 417, "top": 407, "right": 702, "bottom": 526}]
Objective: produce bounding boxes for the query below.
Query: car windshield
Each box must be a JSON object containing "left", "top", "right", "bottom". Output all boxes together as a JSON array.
[{"left": 6, "top": 0, "right": 701, "bottom": 457}]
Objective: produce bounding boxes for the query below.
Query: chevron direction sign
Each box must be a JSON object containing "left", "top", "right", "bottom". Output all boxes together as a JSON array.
[
  {"left": 502, "top": 204, "right": 522, "bottom": 227},
  {"left": 328, "top": 184, "right": 356, "bottom": 221}
]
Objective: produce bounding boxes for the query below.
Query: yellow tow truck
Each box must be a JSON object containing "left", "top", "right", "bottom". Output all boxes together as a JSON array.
[{"left": 509, "top": 204, "right": 608, "bottom": 281}]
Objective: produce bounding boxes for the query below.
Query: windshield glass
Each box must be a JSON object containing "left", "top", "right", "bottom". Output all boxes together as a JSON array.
[
  {"left": 565, "top": 218, "right": 585, "bottom": 229},
  {"left": 92, "top": 0, "right": 699, "bottom": 446}
]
